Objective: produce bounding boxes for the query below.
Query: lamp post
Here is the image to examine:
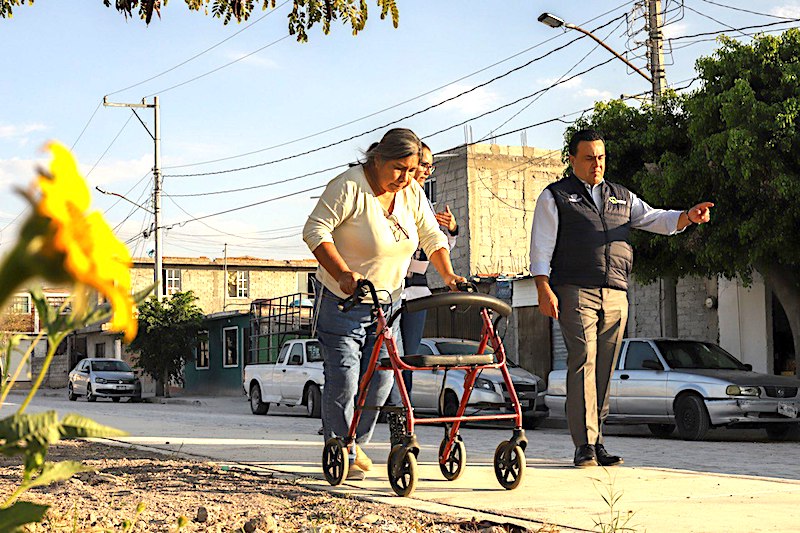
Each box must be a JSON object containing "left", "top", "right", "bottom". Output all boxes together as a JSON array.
[{"left": 537, "top": 12, "right": 661, "bottom": 104}]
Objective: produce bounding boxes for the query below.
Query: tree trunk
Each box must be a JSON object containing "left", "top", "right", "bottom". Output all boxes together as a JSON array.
[
  {"left": 759, "top": 263, "right": 800, "bottom": 377},
  {"left": 162, "top": 369, "right": 171, "bottom": 398},
  {"left": 661, "top": 276, "right": 678, "bottom": 337}
]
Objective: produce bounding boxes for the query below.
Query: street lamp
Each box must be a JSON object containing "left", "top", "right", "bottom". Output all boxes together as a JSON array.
[{"left": 537, "top": 12, "right": 653, "bottom": 85}]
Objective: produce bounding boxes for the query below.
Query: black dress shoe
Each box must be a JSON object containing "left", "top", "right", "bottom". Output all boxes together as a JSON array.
[
  {"left": 595, "top": 444, "right": 623, "bottom": 466},
  {"left": 574, "top": 444, "right": 598, "bottom": 467}
]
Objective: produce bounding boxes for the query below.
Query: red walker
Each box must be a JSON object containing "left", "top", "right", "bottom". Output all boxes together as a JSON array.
[{"left": 321, "top": 279, "right": 528, "bottom": 497}]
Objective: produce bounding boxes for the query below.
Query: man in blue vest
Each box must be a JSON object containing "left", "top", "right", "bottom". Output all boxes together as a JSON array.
[{"left": 530, "top": 129, "right": 713, "bottom": 467}]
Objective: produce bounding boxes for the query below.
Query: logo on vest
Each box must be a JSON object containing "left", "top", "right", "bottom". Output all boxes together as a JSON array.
[
  {"left": 568, "top": 194, "right": 582, "bottom": 203},
  {"left": 608, "top": 196, "right": 627, "bottom": 205}
]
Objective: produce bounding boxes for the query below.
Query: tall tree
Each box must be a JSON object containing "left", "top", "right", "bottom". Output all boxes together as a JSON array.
[
  {"left": 128, "top": 291, "right": 204, "bottom": 397},
  {"left": 0, "top": 0, "right": 400, "bottom": 41},
  {"left": 565, "top": 30, "right": 800, "bottom": 372}
]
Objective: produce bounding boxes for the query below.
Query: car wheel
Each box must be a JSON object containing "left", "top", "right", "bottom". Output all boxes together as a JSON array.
[
  {"left": 86, "top": 385, "right": 97, "bottom": 403},
  {"left": 441, "top": 390, "right": 459, "bottom": 418},
  {"left": 648, "top": 424, "right": 676, "bottom": 438},
  {"left": 68, "top": 384, "right": 77, "bottom": 402},
  {"left": 765, "top": 424, "right": 800, "bottom": 441},
  {"left": 306, "top": 384, "right": 322, "bottom": 418},
  {"left": 249, "top": 383, "right": 269, "bottom": 415},
  {"left": 112, "top": 397, "right": 121, "bottom": 403},
  {"left": 674, "top": 395, "right": 709, "bottom": 440}
]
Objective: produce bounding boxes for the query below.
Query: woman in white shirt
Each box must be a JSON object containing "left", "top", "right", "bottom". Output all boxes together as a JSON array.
[{"left": 302, "top": 128, "right": 464, "bottom": 480}]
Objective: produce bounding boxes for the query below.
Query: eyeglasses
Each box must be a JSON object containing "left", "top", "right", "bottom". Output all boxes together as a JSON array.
[
  {"left": 418, "top": 162, "right": 435, "bottom": 174},
  {"left": 385, "top": 212, "right": 409, "bottom": 242}
]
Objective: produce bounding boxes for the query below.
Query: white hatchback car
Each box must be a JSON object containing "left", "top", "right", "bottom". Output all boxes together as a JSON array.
[{"left": 68, "top": 358, "right": 142, "bottom": 403}]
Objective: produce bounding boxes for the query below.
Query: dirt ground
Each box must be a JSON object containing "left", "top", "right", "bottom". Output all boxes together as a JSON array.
[{"left": 0, "top": 441, "right": 544, "bottom": 532}]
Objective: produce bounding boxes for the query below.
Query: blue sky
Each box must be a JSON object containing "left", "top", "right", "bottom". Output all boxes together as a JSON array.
[{"left": 2, "top": 0, "right": 799, "bottom": 261}]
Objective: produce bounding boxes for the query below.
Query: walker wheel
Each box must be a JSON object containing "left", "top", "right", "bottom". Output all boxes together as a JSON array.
[
  {"left": 322, "top": 438, "right": 349, "bottom": 486},
  {"left": 439, "top": 436, "right": 466, "bottom": 481},
  {"left": 387, "top": 445, "right": 418, "bottom": 497},
  {"left": 493, "top": 440, "right": 525, "bottom": 490}
]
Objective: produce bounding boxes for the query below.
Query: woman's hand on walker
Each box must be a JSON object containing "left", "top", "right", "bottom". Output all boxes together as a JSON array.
[
  {"left": 443, "top": 274, "right": 467, "bottom": 291},
  {"left": 338, "top": 271, "right": 363, "bottom": 295}
]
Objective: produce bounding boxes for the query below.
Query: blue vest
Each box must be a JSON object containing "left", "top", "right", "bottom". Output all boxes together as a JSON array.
[{"left": 547, "top": 174, "right": 633, "bottom": 291}]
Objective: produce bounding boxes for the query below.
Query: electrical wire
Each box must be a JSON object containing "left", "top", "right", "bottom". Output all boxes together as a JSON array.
[
  {"left": 698, "top": 0, "right": 798, "bottom": 20},
  {"left": 164, "top": 163, "right": 347, "bottom": 197},
  {"left": 162, "top": 3, "right": 635, "bottom": 171},
  {"left": 70, "top": 102, "right": 102, "bottom": 151},
  {"left": 683, "top": 3, "right": 750, "bottom": 38},
  {"left": 107, "top": 1, "right": 291, "bottom": 97},
  {"left": 144, "top": 34, "right": 293, "bottom": 98},
  {"left": 668, "top": 18, "right": 800, "bottom": 40},
  {"left": 85, "top": 113, "right": 135, "bottom": 178}
]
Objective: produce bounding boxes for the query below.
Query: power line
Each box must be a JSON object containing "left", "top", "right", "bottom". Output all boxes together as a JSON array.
[
  {"left": 683, "top": 3, "right": 750, "bottom": 38},
  {"left": 70, "top": 102, "right": 102, "bottom": 151},
  {"left": 107, "top": 0, "right": 290, "bottom": 97},
  {"left": 144, "top": 34, "right": 292, "bottom": 97},
  {"left": 668, "top": 18, "right": 800, "bottom": 41},
  {"left": 697, "top": 0, "right": 797, "bottom": 20},
  {"left": 162, "top": 3, "right": 634, "bottom": 171},
  {"left": 85, "top": 112, "right": 134, "bottom": 178},
  {"left": 164, "top": 164, "right": 347, "bottom": 196}
]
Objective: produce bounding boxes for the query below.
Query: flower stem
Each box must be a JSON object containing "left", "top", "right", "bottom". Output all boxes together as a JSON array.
[{"left": 18, "top": 331, "right": 64, "bottom": 414}]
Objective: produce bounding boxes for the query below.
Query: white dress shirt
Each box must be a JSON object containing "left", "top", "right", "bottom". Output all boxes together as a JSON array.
[{"left": 529, "top": 179, "right": 684, "bottom": 277}]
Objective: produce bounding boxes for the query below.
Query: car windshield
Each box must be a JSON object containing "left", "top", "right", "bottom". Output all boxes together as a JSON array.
[
  {"left": 306, "top": 341, "right": 323, "bottom": 363},
  {"left": 90, "top": 360, "right": 132, "bottom": 372},
  {"left": 655, "top": 341, "right": 747, "bottom": 370},
  {"left": 433, "top": 341, "right": 494, "bottom": 356}
]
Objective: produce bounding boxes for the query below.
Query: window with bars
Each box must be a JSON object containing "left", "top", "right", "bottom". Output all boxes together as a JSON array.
[
  {"left": 47, "top": 296, "right": 70, "bottom": 314},
  {"left": 196, "top": 333, "right": 209, "bottom": 369},
  {"left": 95, "top": 343, "right": 106, "bottom": 357},
  {"left": 9, "top": 295, "right": 31, "bottom": 314},
  {"left": 163, "top": 268, "right": 182, "bottom": 295},
  {"left": 228, "top": 271, "right": 249, "bottom": 298},
  {"left": 223, "top": 327, "right": 238, "bottom": 367}
]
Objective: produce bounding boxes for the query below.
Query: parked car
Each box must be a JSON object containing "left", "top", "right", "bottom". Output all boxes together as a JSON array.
[
  {"left": 545, "top": 338, "right": 800, "bottom": 440},
  {"left": 409, "top": 338, "right": 548, "bottom": 429},
  {"left": 68, "top": 358, "right": 142, "bottom": 403},
  {"left": 244, "top": 338, "right": 323, "bottom": 417}
]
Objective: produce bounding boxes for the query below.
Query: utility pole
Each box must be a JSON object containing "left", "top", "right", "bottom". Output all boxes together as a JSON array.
[
  {"left": 647, "top": 0, "right": 667, "bottom": 107},
  {"left": 645, "top": 0, "right": 677, "bottom": 337},
  {"left": 103, "top": 96, "right": 163, "bottom": 300}
]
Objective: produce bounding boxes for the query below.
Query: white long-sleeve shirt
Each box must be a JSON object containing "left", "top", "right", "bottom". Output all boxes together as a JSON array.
[
  {"left": 303, "top": 165, "right": 449, "bottom": 302},
  {"left": 529, "top": 179, "right": 684, "bottom": 277}
]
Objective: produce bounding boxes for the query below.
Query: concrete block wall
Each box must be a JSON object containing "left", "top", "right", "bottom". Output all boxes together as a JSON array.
[
  {"left": 629, "top": 276, "right": 719, "bottom": 342},
  {"left": 428, "top": 143, "right": 565, "bottom": 288}
]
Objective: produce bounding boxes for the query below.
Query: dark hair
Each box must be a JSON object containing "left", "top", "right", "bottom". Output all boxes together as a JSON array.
[
  {"left": 421, "top": 141, "right": 431, "bottom": 153},
  {"left": 568, "top": 129, "right": 604, "bottom": 156},
  {"left": 364, "top": 128, "right": 422, "bottom": 163}
]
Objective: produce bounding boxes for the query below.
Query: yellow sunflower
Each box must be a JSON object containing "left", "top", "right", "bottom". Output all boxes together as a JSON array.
[{"left": 33, "top": 142, "right": 138, "bottom": 342}]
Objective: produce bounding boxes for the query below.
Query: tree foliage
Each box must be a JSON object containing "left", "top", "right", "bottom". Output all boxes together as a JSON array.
[
  {"left": 1, "top": 0, "right": 400, "bottom": 41},
  {"left": 128, "top": 291, "right": 204, "bottom": 395}
]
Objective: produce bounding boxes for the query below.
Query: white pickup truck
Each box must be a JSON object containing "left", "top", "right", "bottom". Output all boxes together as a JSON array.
[{"left": 243, "top": 338, "right": 324, "bottom": 418}]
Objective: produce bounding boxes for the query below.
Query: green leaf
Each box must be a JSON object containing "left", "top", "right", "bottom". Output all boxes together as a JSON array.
[
  {"left": 21, "top": 461, "right": 94, "bottom": 491},
  {"left": 0, "top": 411, "right": 62, "bottom": 457},
  {"left": 0, "top": 501, "right": 49, "bottom": 531},
  {"left": 59, "top": 414, "right": 128, "bottom": 439}
]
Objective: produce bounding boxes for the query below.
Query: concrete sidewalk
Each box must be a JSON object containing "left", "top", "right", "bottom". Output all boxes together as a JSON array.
[
  {"left": 251, "top": 451, "right": 800, "bottom": 533},
  {"left": 25, "top": 390, "right": 800, "bottom": 532}
]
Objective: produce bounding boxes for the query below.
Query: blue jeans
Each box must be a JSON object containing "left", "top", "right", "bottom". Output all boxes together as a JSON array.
[
  {"left": 386, "top": 308, "right": 426, "bottom": 406},
  {"left": 315, "top": 284, "right": 402, "bottom": 445}
]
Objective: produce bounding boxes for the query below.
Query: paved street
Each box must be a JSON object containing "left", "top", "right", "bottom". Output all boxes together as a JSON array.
[{"left": 5, "top": 391, "right": 800, "bottom": 532}]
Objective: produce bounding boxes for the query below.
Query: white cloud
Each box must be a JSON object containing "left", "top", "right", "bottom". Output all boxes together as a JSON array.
[
  {"left": 225, "top": 51, "right": 279, "bottom": 69},
  {"left": 431, "top": 83, "right": 501, "bottom": 115},
  {"left": 662, "top": 22, "right": 689, "bottom": 40},
  {"left": 0, "top": 123, "right": 48, "bottom": 140},
  {"left": 83, "top": 154, "right": 153, "bottom": 187},
  {"left": 0, "top": 157, "right": 41, "bottom": 190},
  {"left": 580, "top": 88, "right": 614, "bottom": 101},
  {"left": 771, "top": 4, "right": 800, "bottom": 18}
]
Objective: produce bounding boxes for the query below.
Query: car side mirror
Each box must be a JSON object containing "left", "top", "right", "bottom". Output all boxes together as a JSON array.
[
  {"left": 641, "top": 359, "right": 663, "bottom": 371},
  {"left": 81, "top": 368, "right": 89, "bottom": 374},
  {"left": 744, "top": 363, "right": 753, "bottom": 371}
]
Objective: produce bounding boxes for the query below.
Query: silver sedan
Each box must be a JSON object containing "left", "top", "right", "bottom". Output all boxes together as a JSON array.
[
  {"left": 68, "top": 358, "right": 142, "bottom": 402},
  {"left": 408, "top": 338, "right": 548, "bottom": 429},
  {"left": 545, "top": 338, "right": 800, "bottom": 440}
]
